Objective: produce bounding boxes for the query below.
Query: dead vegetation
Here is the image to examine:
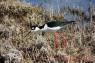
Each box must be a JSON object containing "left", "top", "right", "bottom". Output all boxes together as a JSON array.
[{"left": 0, "top": 0, "right": 95, "bottom": 63}]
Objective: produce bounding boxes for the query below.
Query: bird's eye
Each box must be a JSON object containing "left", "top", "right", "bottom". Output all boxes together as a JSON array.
[{"left": 32, "top": 27, "right": 34, "bottom": 29}]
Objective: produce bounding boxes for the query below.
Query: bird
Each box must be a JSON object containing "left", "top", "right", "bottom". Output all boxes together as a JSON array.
[
  {"left": 30, "top": 20, "right": 75, "bottom": 32},
  {"left": 26, "top": 20, "right": 75, "bottom": 49}
]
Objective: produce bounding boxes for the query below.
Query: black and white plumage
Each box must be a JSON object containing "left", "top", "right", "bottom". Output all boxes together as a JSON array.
[{"left": 30, "top": 20, "right": 75, "bottom": 32}]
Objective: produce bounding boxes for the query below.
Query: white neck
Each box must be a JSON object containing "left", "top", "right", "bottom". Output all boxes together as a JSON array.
[
  {"left": 34, "top": 27, "right": 40, "bottom": 32},
  {"left": 44, "top": 24, "right": 48, "bottom": 29}
]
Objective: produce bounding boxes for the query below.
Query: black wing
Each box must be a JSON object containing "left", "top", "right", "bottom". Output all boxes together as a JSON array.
[
  {"left": 46, "top": 20, "right": 75, "bottom": 27},
  {"left": 46, "top": 21, "right": 60, "bottom": 27},
  {"left": 38, "top": 20, "right": 75, "bottom": 28}
]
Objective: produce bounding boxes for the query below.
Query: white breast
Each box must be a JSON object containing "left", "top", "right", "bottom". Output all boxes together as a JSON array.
[
  {"left": 49, "top": 26, "right": 61, "bottom": 31},
  {"left": 41, "top": 24, "right": 62, "bottom": 32}
]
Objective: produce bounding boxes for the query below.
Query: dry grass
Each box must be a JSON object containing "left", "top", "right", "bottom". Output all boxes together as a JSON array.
[{"left": 0, "top": 0, "right": 95, "bottom": 63}]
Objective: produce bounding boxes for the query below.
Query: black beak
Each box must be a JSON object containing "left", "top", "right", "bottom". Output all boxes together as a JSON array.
[{"left": 24, "top": 31, "right": 31, "bottom": 38}]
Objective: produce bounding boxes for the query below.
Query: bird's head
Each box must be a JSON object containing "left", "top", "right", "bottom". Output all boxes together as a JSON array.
[{"left": 30, "top": 25, "right": 40, "bottom": 32}]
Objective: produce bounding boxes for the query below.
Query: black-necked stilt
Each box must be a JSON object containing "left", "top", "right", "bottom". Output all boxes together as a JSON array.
[
  {"left": 26, "top": 20, "right": 75, "bottom": 49},
  {"left": 30, "top": 21, "right": 75, "bottom": 32}
]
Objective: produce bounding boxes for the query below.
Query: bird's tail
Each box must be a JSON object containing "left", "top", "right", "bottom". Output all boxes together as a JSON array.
[{"left": 61, "top": 20, "right": 76, "bottom": 25}]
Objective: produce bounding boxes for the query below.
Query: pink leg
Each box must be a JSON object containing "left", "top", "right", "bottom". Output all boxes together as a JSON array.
[
  {"left": 54, "top": 32, "right": 59, "bottom": 49},
  {"left": 62, "top": 32, "right": 67, "bottom": 48}
]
